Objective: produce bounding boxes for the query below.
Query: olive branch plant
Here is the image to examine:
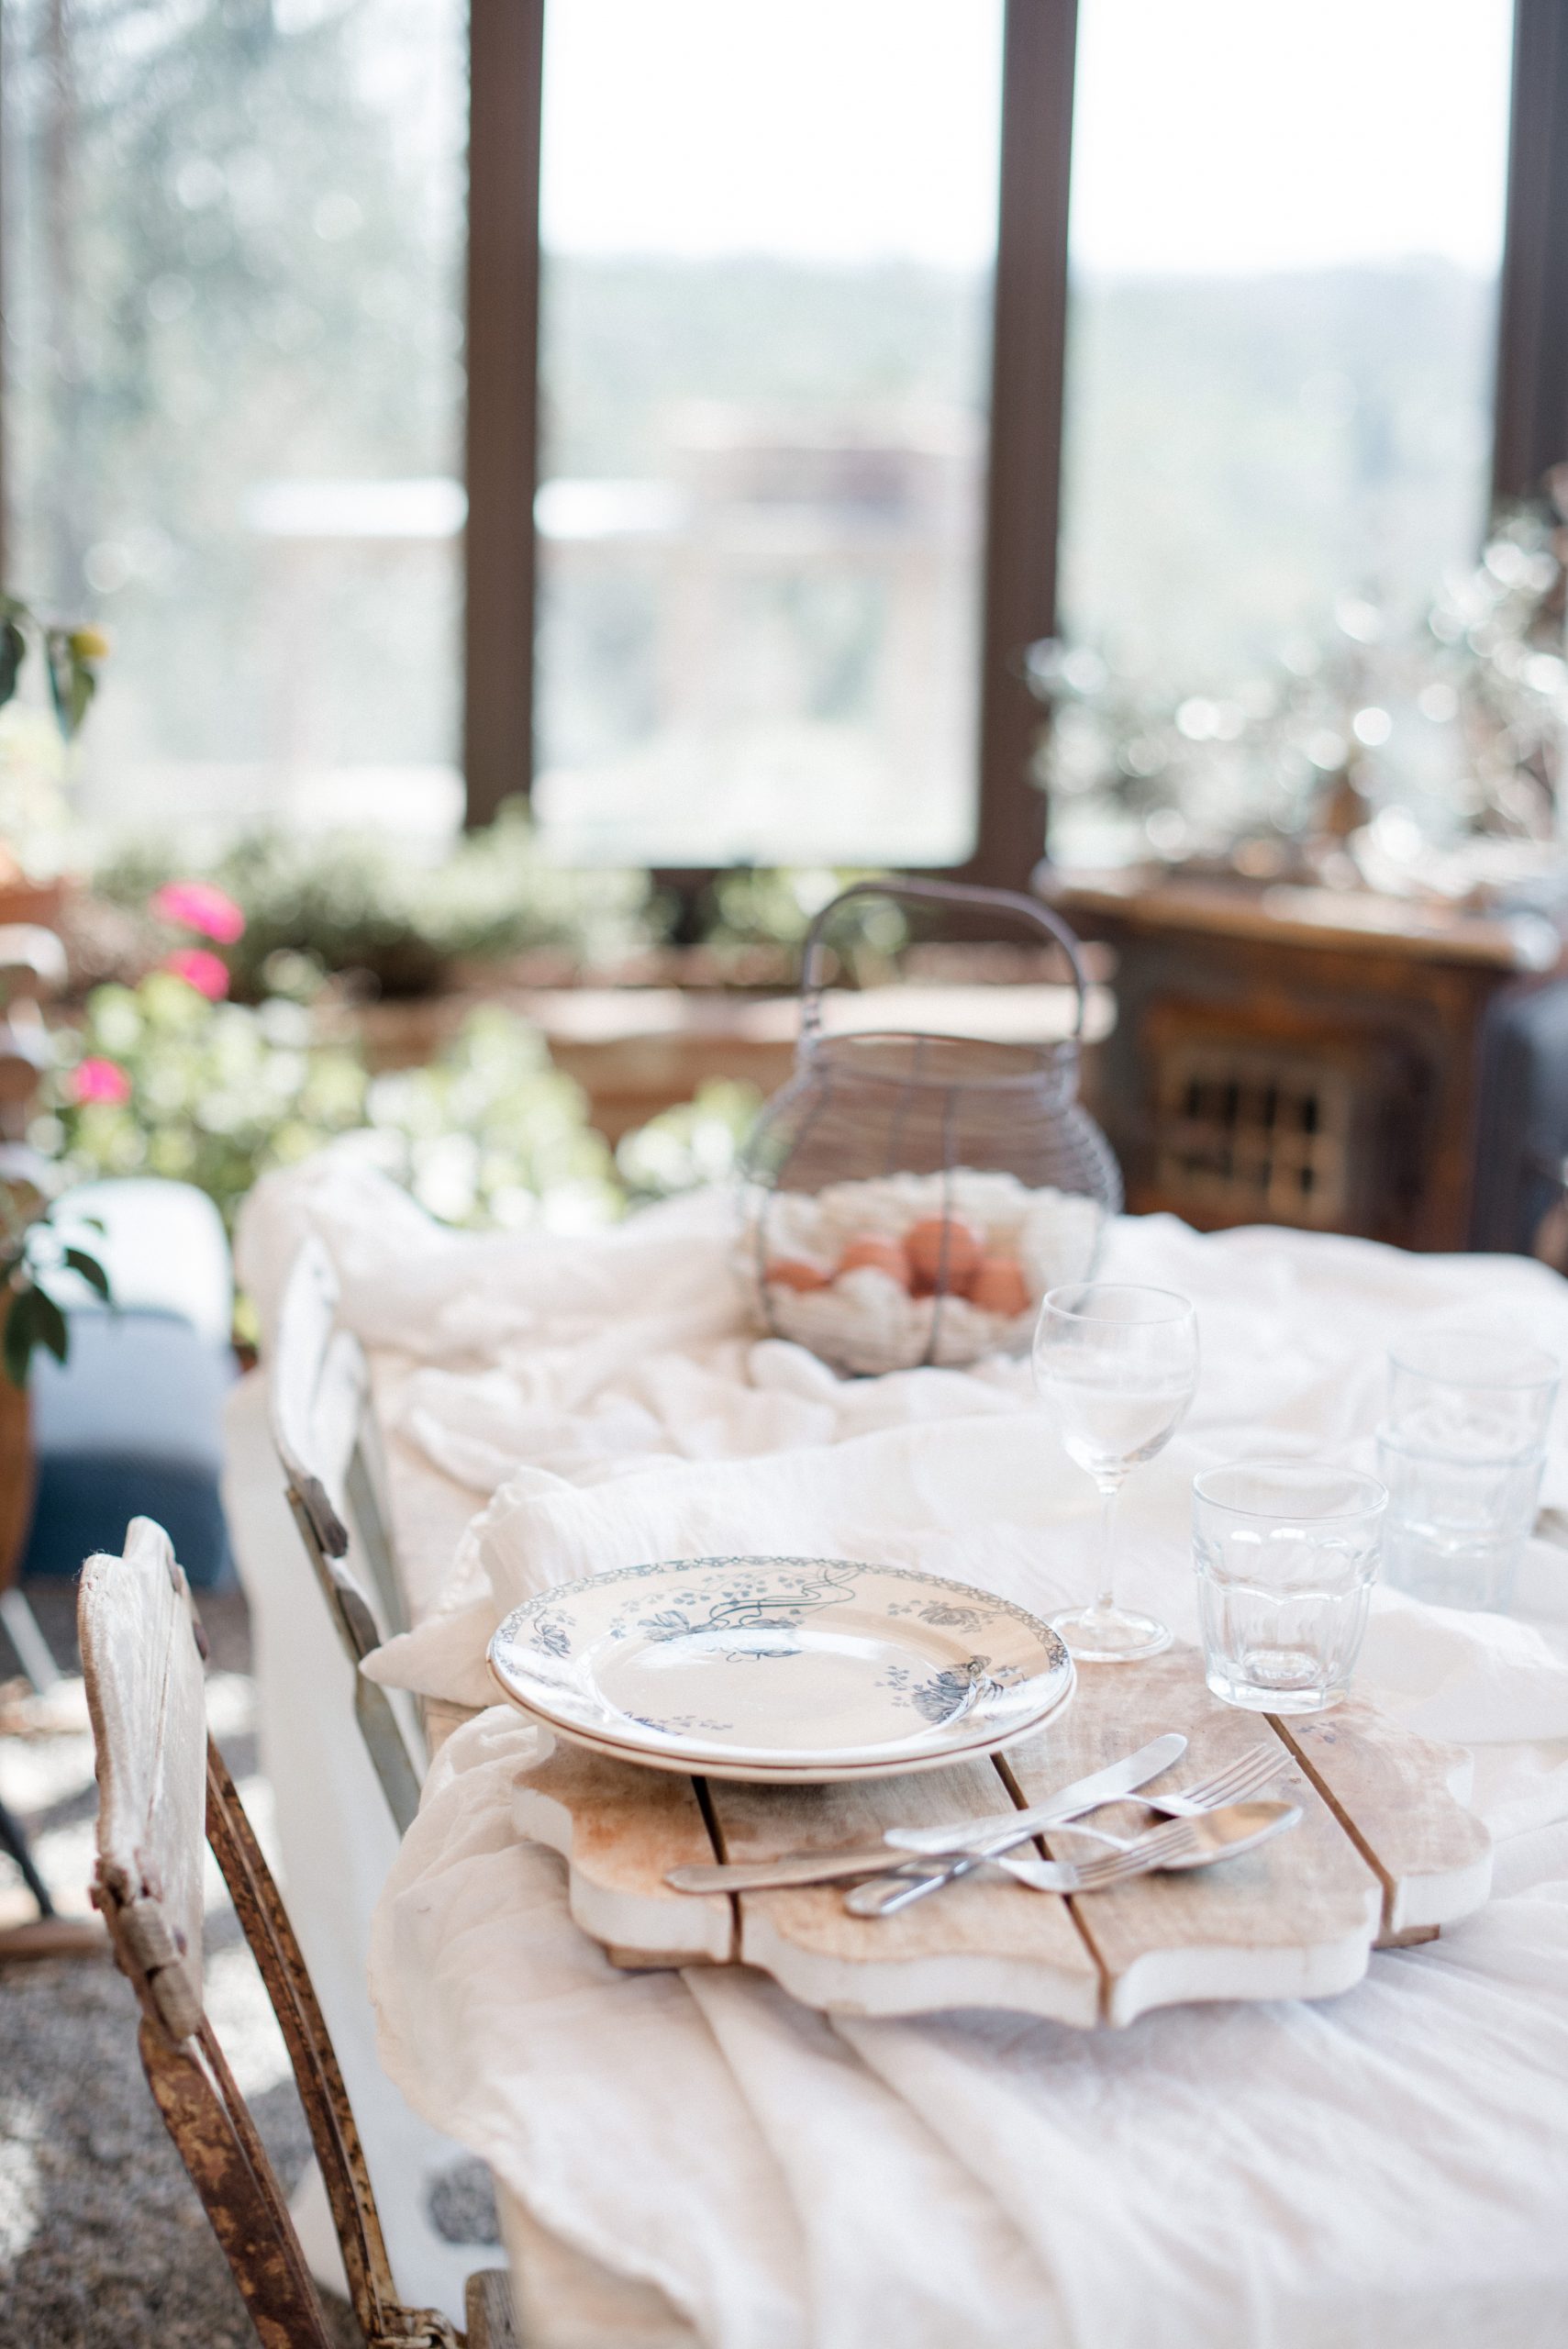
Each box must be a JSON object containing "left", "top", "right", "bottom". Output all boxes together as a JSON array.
[
  {"left": 0, "top": 1183, "right": 112, "bottom": 1388},
  {"left": 0, "top": 594, "right": 107, "bottom": 737},
  {"left": 0, "top": 592, "right": 113, "bottom": 1385}
]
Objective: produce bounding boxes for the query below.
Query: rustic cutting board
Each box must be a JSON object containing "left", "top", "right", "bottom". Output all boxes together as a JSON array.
[{"left": 509, "top": 1644, "right": 1492, "bottom": 2028}]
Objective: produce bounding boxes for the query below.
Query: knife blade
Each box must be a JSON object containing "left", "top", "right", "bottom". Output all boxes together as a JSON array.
[
  {"left": 663, "top": 1732, "right": 1186, "bottom": 1895},
  {"left": 882, "top": 1731, "right": 1187, "bottom": 1856}
]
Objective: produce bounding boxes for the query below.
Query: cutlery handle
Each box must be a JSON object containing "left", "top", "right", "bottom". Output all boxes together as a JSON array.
[
  {"left": 667, "top": 1848, "right": 936, "bottom": 1893},
  {"left": 670, "top": 1813, "right": 1049, "bottom": 1894},
  {"left": 884, "top": 1804, "right": 1115, "bottom": 1858},
  {"left": 847, "top": 1808, "right": 1074, "bottom": 1914},
  {"left": 845, "top": 1851, "right": 991, "bottom": 1917}
]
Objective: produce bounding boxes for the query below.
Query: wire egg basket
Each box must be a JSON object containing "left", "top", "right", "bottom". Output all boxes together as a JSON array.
[{"left": 739, "top": 879, "right": 1122, "bottom": 1375}]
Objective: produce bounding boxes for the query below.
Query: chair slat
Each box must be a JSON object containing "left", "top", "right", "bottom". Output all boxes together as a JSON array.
[
  {"left": 270, "top": 1236, "right": 352, "bottom": 1559},
  {"left": 80, "top": 1517, "right": 206, "bottom": 2034},
  {"left": 272, "top": 1240, "right": 426, "bottom": 1831},
  {"left": 139, "top": 2017, "right": 339, "bottom": 2349},
  {"left": 205, "top": 1734, "right": 407, "bottom": 2332},
  {"left": 467, "top": 2268, "right": 524, "bottom": 2348},
  {"left": 346, "top": 1403, "right": 410, "bottom": 1638}
]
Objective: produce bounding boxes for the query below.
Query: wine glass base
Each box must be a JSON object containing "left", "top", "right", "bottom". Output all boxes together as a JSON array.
[{"left": 1050, "top": 1605, "right": 1172, "bottom": 1664}]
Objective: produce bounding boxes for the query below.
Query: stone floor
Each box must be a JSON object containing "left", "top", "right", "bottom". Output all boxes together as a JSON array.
[{"left": 0, "top": 1580, "right": 490, "bottom": 2347}]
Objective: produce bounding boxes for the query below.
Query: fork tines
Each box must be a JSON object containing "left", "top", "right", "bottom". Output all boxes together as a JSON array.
[
  {"left": 1070, "top": 1819, "right": 1197, "bottom": 1887},
  {"left": 1184, "top": 1747, "right": 1287, "bottom": 1805}
]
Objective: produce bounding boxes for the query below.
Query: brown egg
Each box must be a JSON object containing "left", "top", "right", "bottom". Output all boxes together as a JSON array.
[
  {"left": 906, "top": 1215, "right": 984, "bottom": 1295},
  {"left": 766, "top": 1258, "right": 830, "bottom": 1292},
  {"left": 837, "top": 1232, "right": 913, "bottom": 1290},
  {"left": 968, "top": 1252, "right": 1030, "bottom": 1318}
]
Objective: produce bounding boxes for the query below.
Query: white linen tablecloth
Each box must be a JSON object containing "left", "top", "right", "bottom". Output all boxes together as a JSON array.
[{"left": 238, "top": 1152, "right": 1568, "bottom": 2349}]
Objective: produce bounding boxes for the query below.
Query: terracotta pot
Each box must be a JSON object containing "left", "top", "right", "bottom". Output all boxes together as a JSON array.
[
  {"left": 0, "top": 1350, "right": 35, "bottom": 1591},
  {"left": 0, "top": 875, "right": 71, "bottom": 930}
]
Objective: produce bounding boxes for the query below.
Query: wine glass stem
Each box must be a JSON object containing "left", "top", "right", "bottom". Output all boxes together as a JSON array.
[{"left": 1091, "top": 1477, "right": 1125, "bottom": 1618}]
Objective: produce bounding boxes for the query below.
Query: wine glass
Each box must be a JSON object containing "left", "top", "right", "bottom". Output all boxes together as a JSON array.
[{"left": 1033, "top": 1283, "right": 1198, "bottom": 1662}]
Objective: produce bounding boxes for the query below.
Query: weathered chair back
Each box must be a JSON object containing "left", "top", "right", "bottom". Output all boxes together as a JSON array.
[
  {"left": 79, "top": 1518, "right": 499, "bottom": 2349},
  {"left": 269, "top": 1238, "right": 424, "bottom": 1833}
]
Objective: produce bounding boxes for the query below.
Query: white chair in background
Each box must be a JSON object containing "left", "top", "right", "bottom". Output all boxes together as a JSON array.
[
  {"left": 222, "top": 1247, "right": 489, "bottom": 2328},
  {"left": 267, "top": 1235, "right": 425, "bottom": 1832}
]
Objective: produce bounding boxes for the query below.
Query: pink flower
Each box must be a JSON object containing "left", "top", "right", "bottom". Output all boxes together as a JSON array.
[
  {"left": 162, "top": 947, "right": 230, "bottom": 1000},
  {"left": 70, "top": 1056, "right": 131, "bottom": 1107},
  {"left": 150, "top": 879, "right": 246, "bottom": 943}
]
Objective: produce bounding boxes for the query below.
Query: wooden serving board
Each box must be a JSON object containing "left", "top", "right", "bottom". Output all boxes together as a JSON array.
[{"left": 510, "top": 1645, "right": 1493, "bottom": 2029}]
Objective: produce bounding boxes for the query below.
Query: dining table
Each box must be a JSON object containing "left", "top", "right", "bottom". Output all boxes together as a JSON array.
[{"left": 236, "top": 1144, "right": 1568, "bottom": 2349}]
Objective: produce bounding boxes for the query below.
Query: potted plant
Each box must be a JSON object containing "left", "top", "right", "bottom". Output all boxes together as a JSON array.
[
  {"left": 0, "top": 1180, "right": 111, "bottom": 1580},
  {"left": 0, "top": 596, "right": 106, "bottom": 927}
]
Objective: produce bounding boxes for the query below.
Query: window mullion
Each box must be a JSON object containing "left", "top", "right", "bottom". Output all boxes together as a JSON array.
[
  {"left": 464, "top": 0, "right": 546, "bottom": 828},
  {"left": 1492, "top": 0, "right": 1568, "bottom": 507},
  {"left": 960, "top": 0, "right": 1079, "bottom": 893}
]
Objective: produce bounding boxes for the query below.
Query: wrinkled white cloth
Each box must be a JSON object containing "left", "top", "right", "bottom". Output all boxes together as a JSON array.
[{"left": 238, "top": 1153, "right": 1568, "bottom": 2349}]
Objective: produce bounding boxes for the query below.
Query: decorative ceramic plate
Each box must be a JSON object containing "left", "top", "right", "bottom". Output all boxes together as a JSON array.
[{"left": 487, "top": 1555, "right": 1074, "bottom": 1782}]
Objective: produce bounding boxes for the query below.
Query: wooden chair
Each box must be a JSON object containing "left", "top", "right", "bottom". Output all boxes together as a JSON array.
[
  {"left": 268, "top": 1238, "right": 424, "bottom": 1835},
  {"left": 80, "top": 1515, "right": 517, "bottom": 2349}
]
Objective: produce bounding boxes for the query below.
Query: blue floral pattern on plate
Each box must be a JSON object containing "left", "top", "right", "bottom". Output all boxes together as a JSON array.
[{"left": 488, "top": 1554, "right": 1073, "bottom": 1782}]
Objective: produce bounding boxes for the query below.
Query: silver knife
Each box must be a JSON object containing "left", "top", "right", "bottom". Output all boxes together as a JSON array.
[
  {"left": 884, "top": 1731, "right": 1188, "bottom": 1854},
  {"left": 663, "top": 1732, "right": 1186, "bottom": 1895}
]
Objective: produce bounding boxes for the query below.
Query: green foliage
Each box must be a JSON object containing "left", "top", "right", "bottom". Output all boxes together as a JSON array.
[
  {"left": 0, "top": 619, "right": 26, "bottom": 706},
  {"left": 0, "top": 596, "right": 104, "bottom": 740},
  {"left": 616, "top": 1081, "right": 761, "bottom": 1205},
  {"left": 1029, "top": 492, "right": 1568, "bottom": 859},
  {"left": 360, "top": 1008, "right": 622, "bottom": 1230},
  {"left": 695, "top": 867, "right": 906, "bottom": 977},
  {"left": 95, "top": 804, "right": 659, "bottom": 1000},
  {"left": 35, "top": 977, "right": 773, "bottom": 1308},
  {"left": 46, "top": 973, "right": 371, "bottom": 1229},
  {"left": 41, "top": 975, "right": 628, "bottom": 1239},
  {"left": 9, "top": 0, "right": 464, "bottom": 763},
  {"left": 698, "top": 867, "right": 850, "bottom": 950},
  {"left": 0, "top": 1184, "right": 112, "bottom": 1388}
]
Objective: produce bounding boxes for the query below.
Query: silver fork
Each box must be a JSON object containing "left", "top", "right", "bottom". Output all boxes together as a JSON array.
[
  {"left": 870, "top": 1743, "right": 1292, "bottom": 1907},
  {"left": 882, "top": 1742, "right": 1291, "bottom": 1859},
  {"left": 977, "top": 1744, "right": 1292, "bottom": 1852},
  {"left": 846, "top": 1806, "right": 1296, "bottom": 1917}
]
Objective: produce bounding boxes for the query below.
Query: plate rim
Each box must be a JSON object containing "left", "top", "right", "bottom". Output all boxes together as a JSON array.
[
  {"left": 487, "top": 1553, "right": 1073, "bottom": 1775},
  {"left": 492, "top": 1666, "right": 1077, "bottom": 1778},
  {"left": 492, "top": 1664, "right": 1077, "bottom": 1782}
]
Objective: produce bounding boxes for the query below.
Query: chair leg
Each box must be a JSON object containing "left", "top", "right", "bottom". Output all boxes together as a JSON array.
[
  {"left": 0, "top": 1586, "right": 61, "bottom": 1695},
  {"left": 465, "top": 2268, "right": 522, "bottom": 2348},
  {"left": 0, "top": 1788, "right": 53, "bottom": 1916}
]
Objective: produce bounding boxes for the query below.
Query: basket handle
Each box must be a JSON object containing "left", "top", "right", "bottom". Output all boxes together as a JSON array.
[{"left": 798, "top": 877, "right": 1092, "bottom": 1046}]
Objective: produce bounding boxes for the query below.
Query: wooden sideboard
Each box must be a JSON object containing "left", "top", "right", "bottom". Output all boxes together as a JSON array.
[{"left": 1041, "top": 869, "right": 1566, "bottom": 1252}]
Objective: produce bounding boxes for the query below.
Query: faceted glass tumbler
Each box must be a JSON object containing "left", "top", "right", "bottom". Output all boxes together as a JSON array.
[
  {"left": 1376, "top": 1427, "right": 1544, "bottom": 1613},
  {"left": 1193, "top": 1460, "right": 1386, "bottom": 1715},
  {"left": 1387, "top": 1330, "right": 1559, "bottom": 1461}
]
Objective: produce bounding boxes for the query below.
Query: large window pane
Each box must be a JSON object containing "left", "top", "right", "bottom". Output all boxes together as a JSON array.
[
  {"left": 534, "top": 0, "right": 1003, "bottom": 867},
  {"left": 3, "top": 0, "right": 465, "bottom": 844},
  {"left": 1057, "top": 0, "right": 1514, "bottom": 853}
]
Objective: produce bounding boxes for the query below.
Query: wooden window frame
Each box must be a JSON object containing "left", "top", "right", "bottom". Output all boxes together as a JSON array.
[
  {"left": 463, "top": 0, "right": 1079, "bottom": 879},
  {"left": 0, "top": 7, "right": 1559, "bottom": 850},
  {"left": 1492, "top": 0, "right": 1568, "bottom": 507},
  {"left": 464, "top": 0, "right": 546, "bottom": 829},
  {"left": 470, "top": 0, "right": 1568, "bottom": 874}
]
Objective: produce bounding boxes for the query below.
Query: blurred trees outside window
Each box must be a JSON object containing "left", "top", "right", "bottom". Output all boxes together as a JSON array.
[
  {"left": 0, "top": 0, "right": 1534, "bottom": 875},
  {"left": 1053, "top": 0, "right": 1516, "bottom": 859},
  {"left": 3, "top": 0, "right": 467, "bottom": 847},
  {"left": 531, "top": 0, "right": 1004, "bottom": 870}
]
